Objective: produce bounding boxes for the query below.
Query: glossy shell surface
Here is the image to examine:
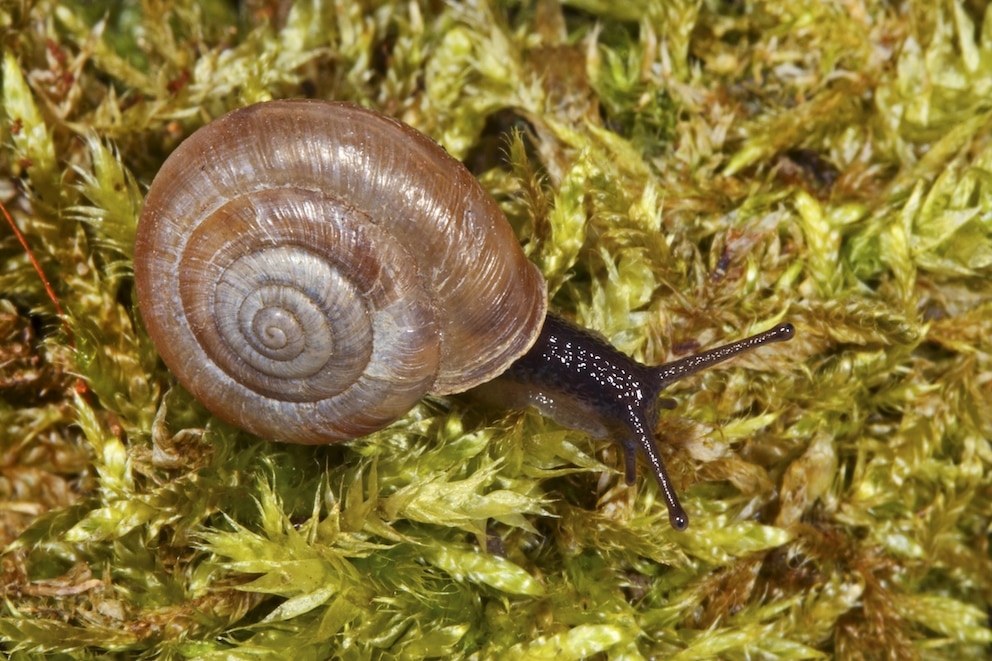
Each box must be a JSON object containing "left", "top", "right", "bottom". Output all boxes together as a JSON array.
[{"left": 134, "top": 100, "right": 547, "bottom": 444}]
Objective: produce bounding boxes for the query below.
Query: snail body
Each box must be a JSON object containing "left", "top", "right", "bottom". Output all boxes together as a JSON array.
[
  {"left": 477, "top": 313, "right": 793, "bottom": 529},
  {"left": 134, "top": 100, "right": 794, "bottom": 530}
]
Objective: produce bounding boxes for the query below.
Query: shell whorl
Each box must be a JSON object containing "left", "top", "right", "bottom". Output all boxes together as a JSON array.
[{"left": 134, "top": 100, "right": 547, "bottom": 444}]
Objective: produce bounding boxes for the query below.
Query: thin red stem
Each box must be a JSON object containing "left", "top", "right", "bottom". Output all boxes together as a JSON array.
[{"left": 1, "top": 197, "right": 89, "bottom": 399}]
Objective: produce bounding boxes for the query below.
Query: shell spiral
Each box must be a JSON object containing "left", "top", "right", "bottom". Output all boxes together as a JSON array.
[{"left": 134, "top": 100, "right": 547, "bottom": 444}]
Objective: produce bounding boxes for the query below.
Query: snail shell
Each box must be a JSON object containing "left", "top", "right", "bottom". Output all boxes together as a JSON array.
[{"left": 134, "top": 100, "right": 547, "bottom": 444}]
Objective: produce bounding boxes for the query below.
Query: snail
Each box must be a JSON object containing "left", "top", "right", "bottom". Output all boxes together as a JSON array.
[{"left": 134, "top": 99, "right": 794, "bottom": 530}]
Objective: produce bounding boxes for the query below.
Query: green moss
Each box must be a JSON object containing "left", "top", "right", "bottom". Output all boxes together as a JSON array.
[{"left": 2, "top": 0, "right": 991, "bottom": 658}]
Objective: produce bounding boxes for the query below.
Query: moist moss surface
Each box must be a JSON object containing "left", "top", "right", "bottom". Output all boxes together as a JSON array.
[{"left": 1, "top": 1, "right": 990, "bottom": 658}]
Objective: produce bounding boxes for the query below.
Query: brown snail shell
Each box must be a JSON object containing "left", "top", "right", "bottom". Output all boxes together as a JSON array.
[{"left": 134, "top": 100, "right": 547, "bottom": 445}]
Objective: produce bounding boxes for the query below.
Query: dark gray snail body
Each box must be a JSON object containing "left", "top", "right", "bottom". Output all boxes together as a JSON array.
[
  {"left": 134, "top": 99, "right": 794, "bottom": 530},
  {"left": 483, "top": 314, "right": 793, "bottom": 529}
]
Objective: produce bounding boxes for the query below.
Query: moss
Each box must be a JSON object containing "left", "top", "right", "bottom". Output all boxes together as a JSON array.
[{"left": 1, "top": 0, "right": 990, "bottom": 658}]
